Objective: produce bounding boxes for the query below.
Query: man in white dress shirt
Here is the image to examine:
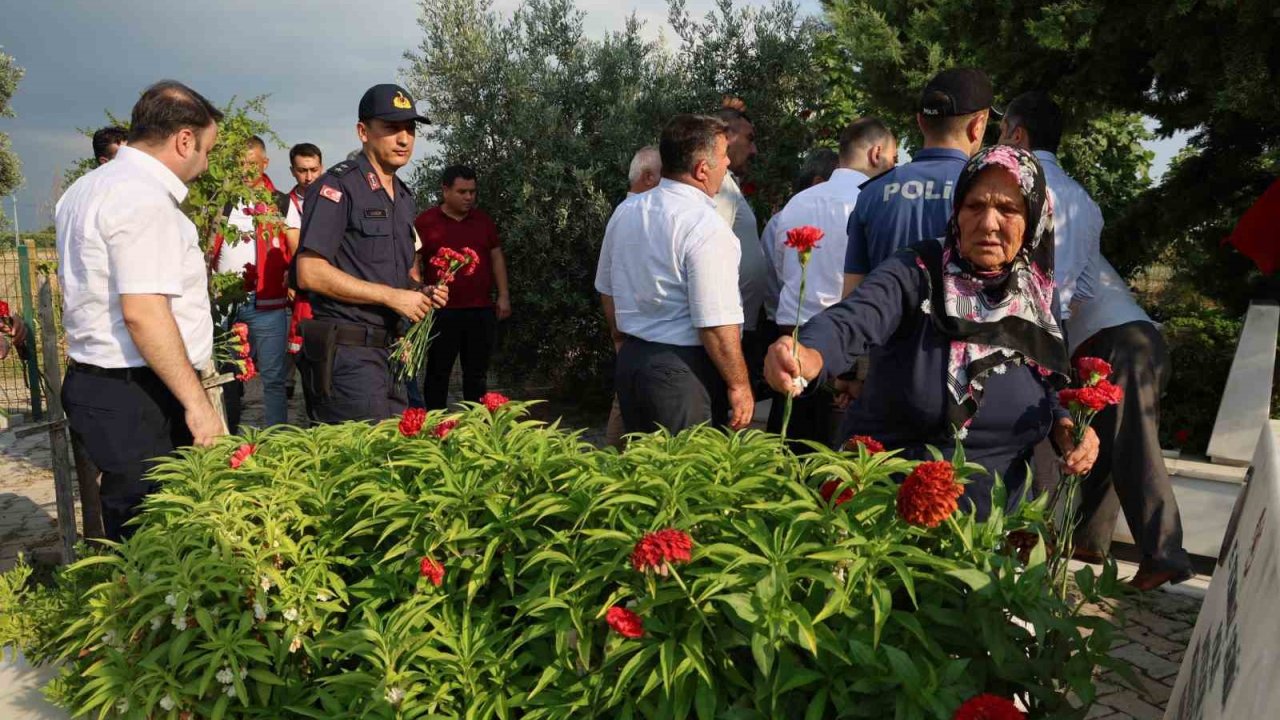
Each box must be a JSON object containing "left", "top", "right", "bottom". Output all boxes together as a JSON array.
[
  {"left": 55, "top": 80, "right": 226, "bottom": 540},
  {"left": 1001, "top": 92, "right": 1191, "bottom": 590},
  {"left": 767, "top": 118, "right": 897, "bottom": 445},
  {"left": 596, "top": 115, "right": 754, "bottom": 433}
]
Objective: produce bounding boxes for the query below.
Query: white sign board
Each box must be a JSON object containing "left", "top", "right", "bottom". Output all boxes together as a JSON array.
[{"left": 1165, "top": 420, "right": 1280, "bottom": 719}]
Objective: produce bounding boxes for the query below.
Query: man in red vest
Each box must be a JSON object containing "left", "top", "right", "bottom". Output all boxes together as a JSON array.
[{"left": 210, "top": 135, "right": 292, "bottom": 427}]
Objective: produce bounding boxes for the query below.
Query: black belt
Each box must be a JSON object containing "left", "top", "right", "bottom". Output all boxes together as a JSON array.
[
  {"left": 328, "top": 322, "right": 393, "bottom": 349},
  {"left": 68, "top": 361, "right": 156, "bottom": 382}
]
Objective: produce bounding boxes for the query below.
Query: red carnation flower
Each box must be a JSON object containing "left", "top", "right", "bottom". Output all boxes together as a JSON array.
[
  {"left": 419, "top": 556, "right": 444, "bottom": 586},
  {"left": 1095, "top": 379, "right": 1124, "bottom": 406},
  {"left": 605, "top": 606, "right": 644, "bottom": 639},
  {"left": 897, "top": 461, "right": 963, "bottom": 528},
  {"left": 399, "top": 407, "right": 427, "bottom": 437},
  {"left": 0, "top": 300, "right": 10, "bottom": 318},
  {"left": 783, "top": 225, "right": 824, "bottom": 256},
  {"left": 953, "top": 693, "right": 1024, "bottom": 720},
  {"left": 1074, "top": 357, "right": 1112, "bottom": 384},
  {"left": 1057, "top": 388, "right": 1078, "bottom": 408},
  {"left": 232, "top": 322, "right": 250, "bottom": 341},
  {"left": 843, "top": 435, "right": 885, "bottom": 454},
  {"left": 461, "top": 247, "right": 480, "bottom": 276},
  {"left": 630, "top": 528, "right": 694, "bottom": 575},
  {"left": 820, "top": 480, "right": 854, "bottom": 507},
  {"left": 253, "top": 202, "right": 270, "bottom": 216},
  {"left": 229, "top": 443, "right": 257, "bottom": 469},
  {"left": 480, "top": 392, "right": 509, "bottom": 412},
  {"left": 236, "top": 357, "right": 257, "bottom": 382},
  {"left": 432, "top": 418, "right": 458, "bottom": 439},
  {"left": 1174, "top": 429, "right": 1192, "bottom": 446}
]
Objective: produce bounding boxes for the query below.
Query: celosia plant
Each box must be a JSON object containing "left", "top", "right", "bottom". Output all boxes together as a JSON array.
[{"left": 0, "top": 405, "right": 1127, "bottom": 719}]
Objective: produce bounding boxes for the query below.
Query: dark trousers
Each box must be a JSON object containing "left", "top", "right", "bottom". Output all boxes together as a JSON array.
[
  {"left": 766, "top": 386, "right": 838, "bottom": 452},
  {"left": 423, "top": 307, "right": 496, "bottom": 410},
  {"left": 1074, "top": 321, "right": 1192, "bottom": 573},
  {"left": 615, "top": 337, "right": 727, "bottom": 433},
  {"left": 61, "top": 366, "right": 192, "bottom": 541},
  {"left": 303, "top": 344, "right": 406, "bottom": 423}
]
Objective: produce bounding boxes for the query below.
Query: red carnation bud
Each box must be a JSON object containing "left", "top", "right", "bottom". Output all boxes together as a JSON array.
[
  {"left": 1074, "top": 356, "right": 1112, "bottom": 385},
  {"left": 432, "top": 418, "right": 458, "bottom": 439},
  {"left": 605, "top": 606, "right": 644, "bottom": 639},
  {"left": 229, "top": 443, "right": 257, "bottom": 469},
  {"left": 843, "top": 435, "right": 885, "bottom": 455},
  {"left": 236, "top": 357, "right": 258, "bottom": 382},
  {"left": 399, "top": 407, "right": 427, "bottom": 437},
  {"left": 419, "top": 556, "right": 444, "bottom": 586}
]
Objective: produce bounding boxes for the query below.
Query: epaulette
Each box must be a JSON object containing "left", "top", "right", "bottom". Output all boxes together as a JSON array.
[{"left": 327, "top": 160, "right": 357, "bottom": 177}]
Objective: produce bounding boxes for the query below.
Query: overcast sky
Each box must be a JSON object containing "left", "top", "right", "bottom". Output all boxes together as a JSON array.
[{"left": 1, "top": 0, "right": 1182, "bottom": 230}]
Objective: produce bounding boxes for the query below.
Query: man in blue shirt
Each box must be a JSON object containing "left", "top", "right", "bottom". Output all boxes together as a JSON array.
[{"left": 842, "top": 68, "right": 995, "bottom": 296}]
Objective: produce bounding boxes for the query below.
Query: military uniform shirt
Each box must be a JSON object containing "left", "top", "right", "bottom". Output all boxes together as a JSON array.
[
  {"left": 298, "top": 152, "right": 417, "bottom": 329},
  {"left": 843, "top": 148, "right": 970, "bottom": 275}
]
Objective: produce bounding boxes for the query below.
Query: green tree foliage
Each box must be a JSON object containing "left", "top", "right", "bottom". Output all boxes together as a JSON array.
[
  {"left": 405, "top": 0, "right": 826, "bottom": 398},
  {"left": 0, "top": 48, "right": 24, "bottom": 227},
  {"left": 821, "top": 0, "right": 1280, "bottom": 309}
]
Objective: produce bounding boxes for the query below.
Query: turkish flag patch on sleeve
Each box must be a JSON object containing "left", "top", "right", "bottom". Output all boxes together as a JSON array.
[{"left": 320, "top": 185, "right": 344, "bottom": 203}]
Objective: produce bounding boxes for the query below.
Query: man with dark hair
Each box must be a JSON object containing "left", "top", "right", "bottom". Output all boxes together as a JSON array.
[
  {"left": 842, "top": 68, "right": 994, "bottom": 296},
  {"left": 595, "top": 114, "right": 754, "bottom": 433},
  {"left": 769, "top": 118, "right": 897, "bottom": 446},
  {"left": 294, "top": 84, "right": 448, "bottom": 423},
  {"left": 999, "top": 92, "right": 1192, "bottom": 590},
  {"left": 92, "top": 126, "right": 128, "bottom": 165},
  {"left": 414, "top": 164, "right": 510, "bottom": 409},
  {"left": 210, "top": 135, "right": 292, "bottom": 427},
  {"left": 55, "top": 79, "right": 225, "bottom": 540}
]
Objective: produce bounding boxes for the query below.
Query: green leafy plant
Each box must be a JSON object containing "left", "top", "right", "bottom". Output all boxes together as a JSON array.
[{"left": 1, "top": 402, "right": 1126, "bottom": 719}]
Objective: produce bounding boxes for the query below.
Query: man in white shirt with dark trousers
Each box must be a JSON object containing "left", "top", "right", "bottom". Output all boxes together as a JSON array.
[
  {"left": 596, "top": 115, "right": 754, "bottom": 434},
  {"left": 768, "top": 118, "right": 897, "bottom": 446},
  {"left": 56, "top": 80, "right": 226, "bottom": 540},
  {"left": 1001, "top": 91, "right": 1192, "bottom": 591}
]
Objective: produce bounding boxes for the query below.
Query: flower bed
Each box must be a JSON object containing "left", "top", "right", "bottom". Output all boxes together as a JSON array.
[{"left": 0, "top": 401, "right": 1126, "bottom": 719}]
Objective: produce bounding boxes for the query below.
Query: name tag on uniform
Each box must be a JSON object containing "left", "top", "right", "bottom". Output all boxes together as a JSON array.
[{"left": 362, "top": 208, "right": 388, "bottom": 219}]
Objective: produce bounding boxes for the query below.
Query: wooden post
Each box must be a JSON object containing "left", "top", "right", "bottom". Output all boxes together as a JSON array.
[
  {"left": 38, "top": 276, "right": 77, "bottom": 564},
  {"left": 72, "top": 436, "right": 105, "bottom": 540}
]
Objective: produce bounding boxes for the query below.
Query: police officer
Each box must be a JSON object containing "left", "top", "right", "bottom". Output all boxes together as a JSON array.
[
  {"left": 294, "top": 84, "right": 447, "bottom": 422},
  {"left": 841, "top": 67, "right": 995, "bottom": 296}
]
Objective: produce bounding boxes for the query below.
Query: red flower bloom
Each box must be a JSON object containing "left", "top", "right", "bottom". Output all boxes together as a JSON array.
[
  {"left": 843, "top": 435, "right": 885, "bottom": 454},
  {"left": 432, "top": 418, "right": 458, "bottom": 439},
  {"left": 605, "top": 606, "right": 644, "bottom": 638},
  {"left": 783, "top": 225, "right": 824, "bottom": 256},
  {"left": 0, "top": 300, "right": 10, "bottom": 318},
  {"left": 1174, "top": 429, "right": 1192, "bottom": 446},
  {"left": 229, "top": 443, "right": 256, "bottom": 469},
  {"left": 1074, "top": 357, "right": 1112, "bottom": 384},
  {"left": 1095, "top": 379, "right": 1124, "bottom": 406},
  {"left": 461, "top": 247, "right": 480, "bottom": 276},
  {"left": 253, "top": 202, "right": 270, "bottom": 216},
  {"left": 480, "top": 392, "right": 509, "bottom": 412},
  {"left": 287, "top": 334, "right": 303, "bottom": 354},
  {"left": 399, "top": 407, "right": 427, "bottom": 437},
  {"left": 1062, "top": 381, "right": 1124, "bottom": 412},
  {"left": 953, "top": 694, "right": 1024, "bottom": 720},
  {"left": 242, "top": 263, "right": 258, "bottom": 291},
  {"left": 231, "top": 322, "right": 250, "bottom": 341},
  {"left": 236, "top": 357, "right": 257, "bottom": 382},
  {"left": 630, "top": 528, "right": 694, "bottom": 575},
  {"left": 419, "top": 556, "right": 444, "bottom": 586},
  {"left": 897, "top": 461, "right": 963, "bottom": 528},
  {"left": 820, "top": 480, "right": 854, "bottom": 507}
]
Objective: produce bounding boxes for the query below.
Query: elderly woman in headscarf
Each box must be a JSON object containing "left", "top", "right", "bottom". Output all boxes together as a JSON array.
[{"left": 765, "top": 145, "right": 1098, "bottom": 518}]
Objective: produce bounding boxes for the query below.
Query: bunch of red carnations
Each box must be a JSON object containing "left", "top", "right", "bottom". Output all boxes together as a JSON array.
[{"left": 391, "top": 246, "right": 479, "bottom": 381}]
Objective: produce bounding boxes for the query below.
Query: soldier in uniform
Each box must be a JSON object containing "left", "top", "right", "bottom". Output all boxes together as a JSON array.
[{"left": 294, "top": 84, "right": 447, "bottom": 422}]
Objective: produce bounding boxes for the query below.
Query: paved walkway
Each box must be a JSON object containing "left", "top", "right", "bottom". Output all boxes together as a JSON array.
[{"left": 0, "top": 381, "right": 1209, "bottom": 718}]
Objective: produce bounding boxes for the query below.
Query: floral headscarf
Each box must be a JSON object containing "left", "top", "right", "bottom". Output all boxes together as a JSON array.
[{"left": 914, "top": 144, "right": 1068, "bottom": 434}]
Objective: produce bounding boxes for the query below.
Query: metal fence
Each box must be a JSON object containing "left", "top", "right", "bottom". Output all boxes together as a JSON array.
[{"left": 0, "top": 240, "right": 62, "bottom": 421}]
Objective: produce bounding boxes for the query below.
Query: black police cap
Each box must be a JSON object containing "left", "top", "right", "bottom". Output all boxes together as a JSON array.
[
  {"left": 920, "top": 68, "right": 999, "bottom": 118},
  {"left": 358, "top": 84, "right": 430, "bottom": 124}
]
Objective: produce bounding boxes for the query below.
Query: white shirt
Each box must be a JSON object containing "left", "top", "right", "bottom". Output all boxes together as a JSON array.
[
  {"left": 285, "top": 193, "right": 303, "bottom": 230},
  {"left": 1037, "top": 151, "right": 1102, "bottom": 319},
  {"left": 714, "top": 173, "right": 767, "bottom": 330},
  {"left": 759, "top": 213, "right": 782, "bottom": 321},
  {"left": 55, "top": 146, "right": 213, "bottom": 368},
  {"left": 595, "top": 179, "right": 743, "bottom": 346},
  {"left": 775, "top": 168, "right": 868, "bottom": 325},
  {"left": 1066, "top": 256, "right": 1153, "bottom": 355},
  {"left": 214, "top": 203, "right": 258, "bottom": 274}
]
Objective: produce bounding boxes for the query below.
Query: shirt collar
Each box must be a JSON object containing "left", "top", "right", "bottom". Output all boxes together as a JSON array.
[
  {"left": 829, "top": 168, "right": 869, "bottom": 186},
  {"left": 1033, "top": 150, "right": 1061, "bottom": 167},
  {"left": 115, "top": 146, "right": 188, "bottom": 203},
  {"left": 911, "top": 147, "right": 971, "bottom": 163},
  {"left": 659, "top": 178, "right": 716, "bottom": 209}
]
